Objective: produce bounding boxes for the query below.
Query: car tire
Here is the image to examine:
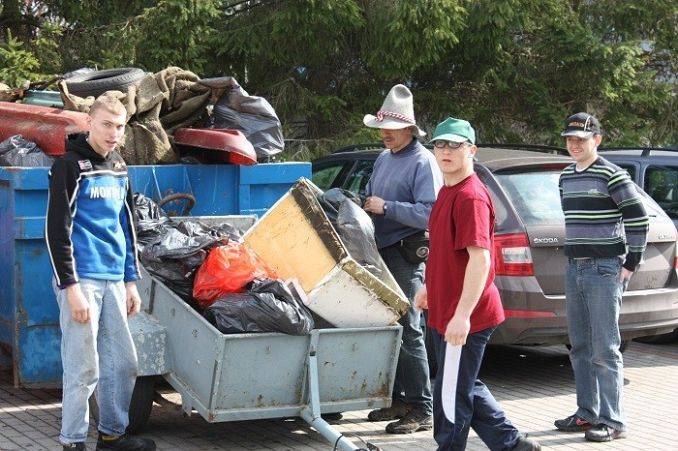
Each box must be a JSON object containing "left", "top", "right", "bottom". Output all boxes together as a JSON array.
[
  {"left": 64, "top": 67, "right": 146, "bottom": 98},
  {"left": 566, "top": 340, "right": 629, "bottom": 353},
  {"left": 634, "top": 328, "right": 678, "bottom": 344}
]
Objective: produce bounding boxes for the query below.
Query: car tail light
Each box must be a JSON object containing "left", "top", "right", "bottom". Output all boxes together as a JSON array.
[
  {"left": 674, "top": 256, "right": 678, "bottom": 269},
  {"left": 494, "top": 233, "right": 534, "bottom": 276},
  {"left": 504, "top": 309, "right": 555, "bottom": 318}
]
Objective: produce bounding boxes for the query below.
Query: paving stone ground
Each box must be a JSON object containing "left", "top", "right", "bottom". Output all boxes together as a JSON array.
[{"left": 1, "top": 340, "right": 676, "bottom": 450}]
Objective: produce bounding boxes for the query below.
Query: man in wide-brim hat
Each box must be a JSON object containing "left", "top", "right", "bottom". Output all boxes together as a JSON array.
[{"left": 362, "top": 84, "right": 443, "bottom": 434}]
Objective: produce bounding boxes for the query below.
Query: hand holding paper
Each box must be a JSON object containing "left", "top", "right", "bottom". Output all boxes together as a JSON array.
[{"left": 445, "top": 314, "right": 471, "bottom": 346}]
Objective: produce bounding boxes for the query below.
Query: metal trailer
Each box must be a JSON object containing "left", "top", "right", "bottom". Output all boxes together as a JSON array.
[
  {"left": 0, "top": 156, "right": 402, "bottom": 448},
  {"left": 130, "top": 251, "right": 402, "bottom": 451},
  {"left": 0, "top": 163, "right": 310, "bottom": 386}
]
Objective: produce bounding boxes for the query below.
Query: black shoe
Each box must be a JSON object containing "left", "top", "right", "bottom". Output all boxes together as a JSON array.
[
  {"left": 367, "top": 400, "right": 411, "bottom": 422},
  {"left": 585, "top": 424, "right": 626, "bottom": 442},
  {"left": 96, "top": 433, "right": 156, "bottom": 451},
  {"left": 322, "top": 412, "right": 343, "bottom": 421},
  {"left": 511, "top": 435, "right": 541, "bottom": 451},
  {"left": 384, "top": 408, "right": 433, "bottom": 434},
  {"left": 554, "top": 413, "right": 592, "bottom": 432},
  {"left": 63, "top": 444, "right": 86, "bottom": 451}
]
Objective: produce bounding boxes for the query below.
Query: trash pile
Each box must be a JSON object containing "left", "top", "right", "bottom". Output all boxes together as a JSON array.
[
  {"left": 135, "top": 195, "right": 242, "bottom": 303},
  {"left": 192, "top": 241, "right": 278, "bottom": 306},
  {"left": 203, "top": 279, "right": 314, "bottom": 335},
  {"left": 134, "top": 194, "right": 314, "bottom": 335},
  {"left": 59, "top": 68, "right": 283, "bottom": 164},
  {"left": 0, "top": 66, "right": 284, "bottom": 167},
  {"left": 133, "top": 179, "right": 409, "bottom": 335}
]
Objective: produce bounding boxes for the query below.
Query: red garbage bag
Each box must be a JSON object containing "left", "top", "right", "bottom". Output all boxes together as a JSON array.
[{"left": 193, "top": 242, "right": 277, "bottom": 307}]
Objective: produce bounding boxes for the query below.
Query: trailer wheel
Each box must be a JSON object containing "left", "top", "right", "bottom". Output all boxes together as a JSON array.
[
  {"left": 127, "top": 376, "right": 156, "bottom": 433},
  {"left": 87, "top": 376, "right": 156, "bottom": 433}
]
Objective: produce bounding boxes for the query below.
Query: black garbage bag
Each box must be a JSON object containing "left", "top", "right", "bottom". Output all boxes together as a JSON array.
[
  {"left": 133, "top": 193, "right": 168, "bottom": 241},
  {"left": 203, "top": 279, "right": 314, "bottom": 335},
  {"left": 205, "top": 83, "right": 284, "bottom": 161},
  {"left": 134, "top": 193, "right": 165, "bottom": 222},
  {"left": 318, "top": 188, "right": 384, "bottom": 277},
  {"left": 137, "top": 218, "right": 243, "bottom": 300},
  {"left": 0, "top": 135, "right": 54, "bottom": 167}
]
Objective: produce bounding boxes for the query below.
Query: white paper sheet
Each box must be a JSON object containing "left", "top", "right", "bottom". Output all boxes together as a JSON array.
[{"left": 442, "top": 343, "right": 462, "bottom": 423}]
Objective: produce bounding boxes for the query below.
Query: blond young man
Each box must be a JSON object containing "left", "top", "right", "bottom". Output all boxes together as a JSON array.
[{"left": 47, "top": 95, "right": 155, "bottom": 451}]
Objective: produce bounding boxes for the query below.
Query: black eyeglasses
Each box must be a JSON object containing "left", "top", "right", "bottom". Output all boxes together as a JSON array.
[{"left": 433, "top": 140, "right": 469, "bottom": 150}]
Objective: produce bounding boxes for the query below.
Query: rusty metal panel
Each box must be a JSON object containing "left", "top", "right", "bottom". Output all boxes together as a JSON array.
[
  {"left": 0, "top": 102, "right": 89, "bottom": 156},
  {"left": 174, "top": 128, "right": 256, "bottom": 165}
]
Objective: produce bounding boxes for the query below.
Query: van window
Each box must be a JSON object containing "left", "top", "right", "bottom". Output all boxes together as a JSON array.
[
  {"left": 343, "top": 160, "right": 374, "bottom": 197},
  {"left": 312, "top": 163, "right": 345, "bottom": 190},
  {"left": 494, "top": 170, "right": 564, "bottom": 226},
  {"left": 617, "top": 164, "right": 636, "bottom": 181},
  {"left": 645, "top": 165, "right": 678, "bottom": 220}
]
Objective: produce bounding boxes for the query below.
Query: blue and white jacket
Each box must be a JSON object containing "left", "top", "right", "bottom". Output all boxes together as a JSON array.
[{"left": 46, "top": 134, "right": 139, "bottom": 288}]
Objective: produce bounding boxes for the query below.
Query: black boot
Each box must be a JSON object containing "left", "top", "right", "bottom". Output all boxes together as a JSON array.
[
  {"left": 63, "top": 443, "right": 86, "bottom": 451},
  {"left": 95, "top": 432, "right": 156, "bottom": 451},
  {"left": 384, "top": 408, "right": 433, "bottom": 434}
]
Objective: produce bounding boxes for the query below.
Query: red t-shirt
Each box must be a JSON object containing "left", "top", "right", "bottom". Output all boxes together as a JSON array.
[{"left": 425, "top": 173, "right": 505, "bottom": 335}]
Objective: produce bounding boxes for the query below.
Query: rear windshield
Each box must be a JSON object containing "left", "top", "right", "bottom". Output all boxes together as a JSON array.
[
  {"left": 494, "top": 170, "right": 564, "bottom": 226},
  {"left": 494, "top": 169, "right": 668, "bottom": 226}
]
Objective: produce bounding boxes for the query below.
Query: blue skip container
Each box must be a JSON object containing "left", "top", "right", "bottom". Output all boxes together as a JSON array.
[{"left": 0, "top": 162, "right": 310, "bottom": 387}]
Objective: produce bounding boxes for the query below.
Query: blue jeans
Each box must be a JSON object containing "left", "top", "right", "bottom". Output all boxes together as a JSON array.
[
  {"left": 431, "top": 327, "right": 520, "bottom": 451},
  {"left": 380, "top": 246, "right": 432, "bottom": 414},
  {"left": 55, "top": 278, "right": 139, "bottom": 444},
  {"left": 565, "top": 257, "right": 625, "bottom": 431}
]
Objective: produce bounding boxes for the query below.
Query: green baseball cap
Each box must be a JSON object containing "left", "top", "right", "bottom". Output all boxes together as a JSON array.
[{"left": 429, "top": 117, "right": 476, "bottom": 145}]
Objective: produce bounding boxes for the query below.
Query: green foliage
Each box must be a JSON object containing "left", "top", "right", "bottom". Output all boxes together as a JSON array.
[
  {"left": 29, "top": 21, "right": 64, "bottom": 76},
  {"left": 0, "top": 30, "right": 41, "bottom": 87},
  {"left": 134, "top": 0, "right": 221, "bottom": 73},
  {"left": 362, "top": 0, "right": 466, "bottom": 79},
  {"left": 4, "top": 0, "right": 677, "bottom": 152}
]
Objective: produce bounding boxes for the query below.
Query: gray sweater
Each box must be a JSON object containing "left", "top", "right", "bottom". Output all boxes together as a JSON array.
[
  {"left": 366, "top": 139, "right": 443, "bottom": 249},
  {"left": 559, "top": 157, "right": 649, "bottom": 271}
]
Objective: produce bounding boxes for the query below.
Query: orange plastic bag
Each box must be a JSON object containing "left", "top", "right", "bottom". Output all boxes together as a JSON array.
[{"left": 192, "top": 242, "right": 277, "bottom": 307}]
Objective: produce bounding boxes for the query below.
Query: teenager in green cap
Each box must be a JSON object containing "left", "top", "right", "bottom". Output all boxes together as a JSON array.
[{"left": 415, "top": 117, "right": 540, "bottom": 450}]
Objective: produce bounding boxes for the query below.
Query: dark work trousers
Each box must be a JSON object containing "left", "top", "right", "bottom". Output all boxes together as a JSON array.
[
  {"left": 380, "top": 245, "right": 433, "bottom": 414},
  {"left": 431, "top": 327, "right": 520, "bottom": 451}
]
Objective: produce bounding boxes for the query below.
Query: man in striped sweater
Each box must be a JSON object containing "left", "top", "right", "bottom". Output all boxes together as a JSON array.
[{"left": 555, "top": 113, "right": 648, "bottom": 442}]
